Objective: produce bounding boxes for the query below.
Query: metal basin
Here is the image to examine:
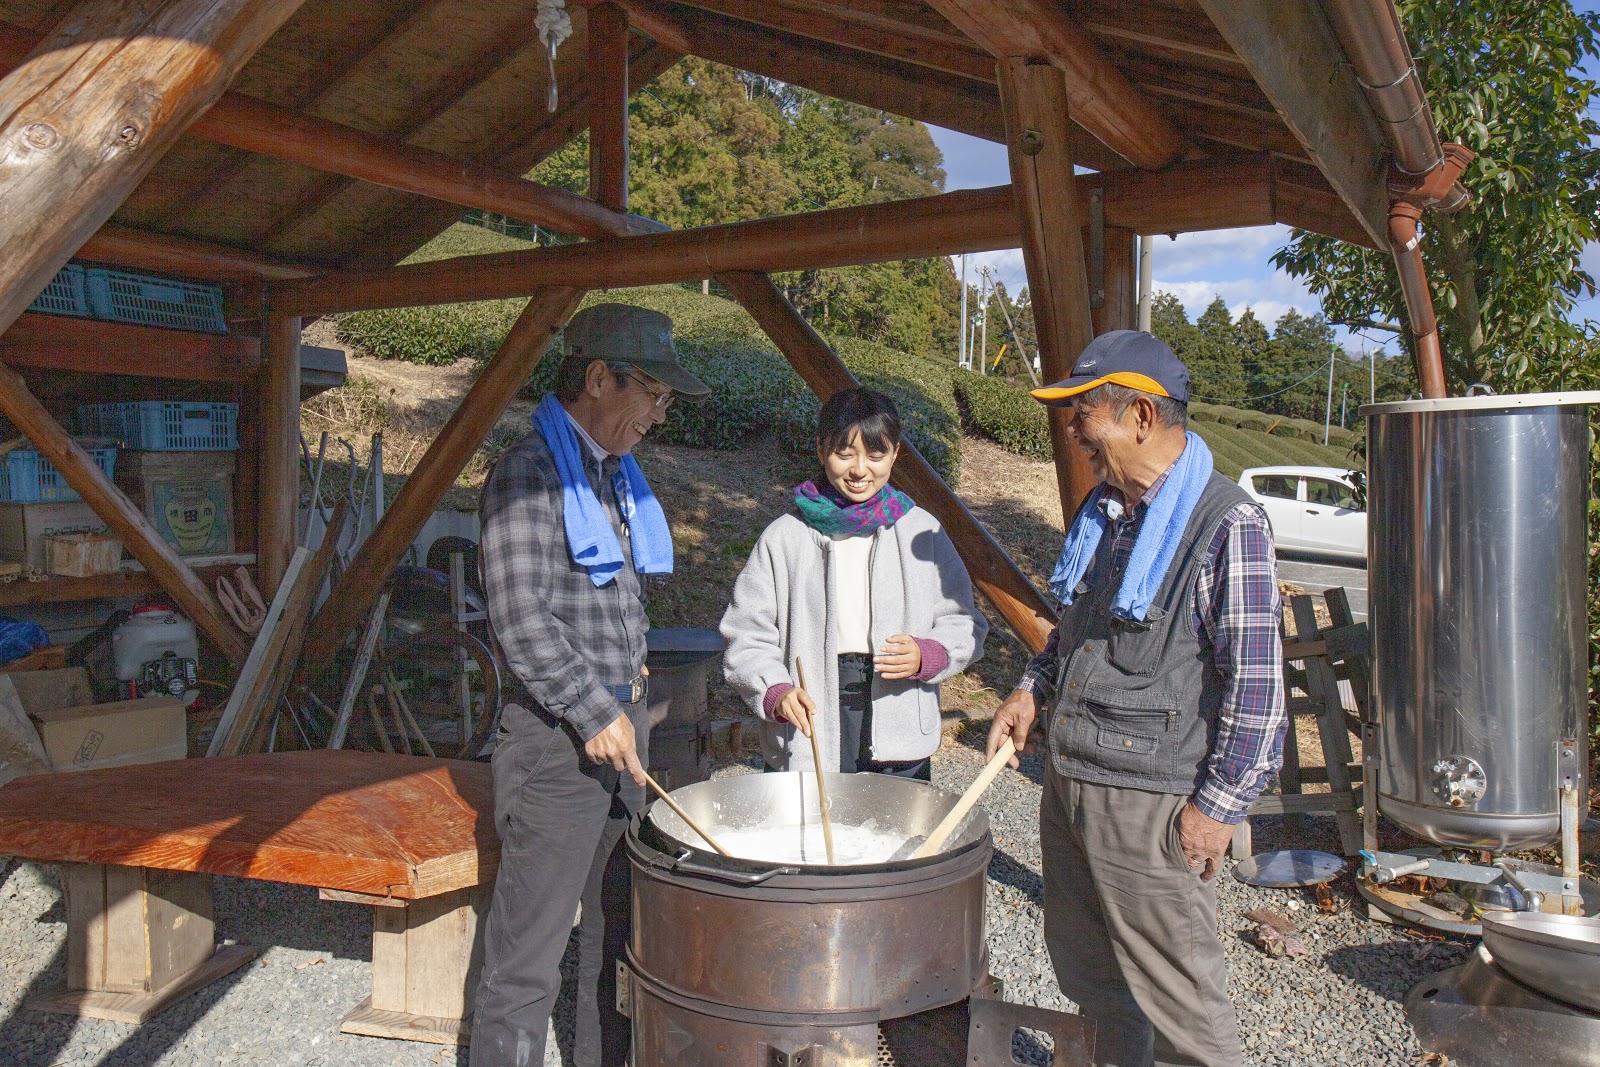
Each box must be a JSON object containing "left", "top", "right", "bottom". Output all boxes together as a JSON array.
[
  {"left": 628, "top": 772, "right": 992, "bottom": 1021},
  {"left": 1482, "top": 912, "right": 1600, "bottom": 1011}
]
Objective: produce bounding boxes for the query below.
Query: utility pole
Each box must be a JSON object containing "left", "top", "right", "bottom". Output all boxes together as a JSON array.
[
  {"left": 1324, "top": 345, "right": 1337, "bottom": 446},
  {"left": 1340, "top": 382, "right": 1349, "bottom": 428},
  {"left": 990, "top": 279, "right": 1042, "bottom": 388},
  {"left": 972, "top": 267, "right": 985, "bottom": 375},
  {"left": 1137, "top": 235, "right": 1153, "bottom": 332},
  {"left": 958, "top": 254, "right": 969, "bottom": 370}
]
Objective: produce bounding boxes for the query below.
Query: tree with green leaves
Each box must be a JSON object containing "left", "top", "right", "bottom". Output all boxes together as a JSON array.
[{"left": 1271, "top": 0, "right": 1600, "bottom": 390}]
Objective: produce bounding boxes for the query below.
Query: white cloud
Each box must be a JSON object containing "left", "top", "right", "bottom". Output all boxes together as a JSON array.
[
  {"left": 1153, "top": 274, "right": 1318, "bottom": 326},
  {"left": 1149, "top": 226, "right": 1292, "bottom": 278}
]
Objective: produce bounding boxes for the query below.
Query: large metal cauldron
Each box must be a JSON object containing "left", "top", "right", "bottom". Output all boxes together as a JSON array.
[
  {"left": 625, "top": 771, "right": 992, "bottom": 1066},
  {"left": 1366, "top": 391, "right": 1600, "bottom": 851}
]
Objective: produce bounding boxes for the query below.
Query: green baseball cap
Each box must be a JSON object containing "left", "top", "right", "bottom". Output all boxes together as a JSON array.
[{"left": 561, "top": 303, "right": 710, "bottom": 400}]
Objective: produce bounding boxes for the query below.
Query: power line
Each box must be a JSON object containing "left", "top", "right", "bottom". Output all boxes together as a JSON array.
[{"left": 1190, "top": 362, "right": 1341, "bottom": 403}]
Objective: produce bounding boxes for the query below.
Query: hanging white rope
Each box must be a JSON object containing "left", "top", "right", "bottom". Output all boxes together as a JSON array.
[{"left": 536, "top": 0, "right": 573, "bottom": 113}]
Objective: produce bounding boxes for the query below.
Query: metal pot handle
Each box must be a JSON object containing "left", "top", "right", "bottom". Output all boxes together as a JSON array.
[{"left": 660, "top": 847, "right": 795, "bottom": 885}]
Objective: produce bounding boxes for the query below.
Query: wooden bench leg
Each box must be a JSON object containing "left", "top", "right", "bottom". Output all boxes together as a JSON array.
[
  {"left": 337, "top": 882, "right": 490, "bottom": 1045},
  {"left": 27, "top": 863, "right": 256, "bottom": 1023}
]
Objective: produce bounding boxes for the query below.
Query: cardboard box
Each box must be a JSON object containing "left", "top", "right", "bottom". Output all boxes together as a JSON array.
[
  {"left": 117, "top": 451, "right": 235, "bottom": 556},
  {"left": 0, "top": 500, "right": 107, "bottom": 572},
  {"left": 6, "top": 667, "right": 94, "bottom": 714},
  {"left": 30, "top": 695, "right": 186, "bottom": 772}
]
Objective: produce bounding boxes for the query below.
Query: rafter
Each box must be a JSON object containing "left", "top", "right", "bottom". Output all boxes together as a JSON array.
[
  {"left": 1195, "top": 0, "right": 1388, "bottom": 247},
  {"left": 1065, "top": 0, "right": 1244, "bottom": 69},
  {"left": 618, "top": 0, "right": 1127, "bottom": 171},
  {"left": 924, "top": 0, "right": 1186, "bottom": 169}
]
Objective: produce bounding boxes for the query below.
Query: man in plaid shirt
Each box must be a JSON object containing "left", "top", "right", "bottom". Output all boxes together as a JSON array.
[
  {"left": 471, "top": 304, "right": 707, "bottom": 1067},
  {"left": 987, "top": 331, "right": 1286, "bottom": 1067}
]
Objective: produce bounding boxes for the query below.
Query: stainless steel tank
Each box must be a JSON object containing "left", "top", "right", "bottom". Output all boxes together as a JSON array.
[{"left": 1366, "top": 391, "right": 1600, "bottom": 851}]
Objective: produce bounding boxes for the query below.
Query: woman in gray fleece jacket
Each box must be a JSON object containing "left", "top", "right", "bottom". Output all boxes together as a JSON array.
[{"left": 720, "top": 389, "right": 987, "bottom": 780}]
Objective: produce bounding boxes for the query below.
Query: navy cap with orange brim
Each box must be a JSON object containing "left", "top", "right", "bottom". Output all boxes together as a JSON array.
[{"left": 1030, "top": 330, "right": 1190, "bottom": 407}]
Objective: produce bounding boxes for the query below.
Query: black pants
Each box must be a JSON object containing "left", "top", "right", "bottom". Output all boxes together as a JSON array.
[
  {"left": 773, "top": 653, "right": 931, "bottom": 781},
  {"left": 470, "top": 700, "right": 645, "bottom": 1067}
]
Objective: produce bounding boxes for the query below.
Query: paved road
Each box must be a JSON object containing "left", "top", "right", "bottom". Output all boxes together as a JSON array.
[{"left": 1277, "top": 555, "right": 1368, "bottom": 621}]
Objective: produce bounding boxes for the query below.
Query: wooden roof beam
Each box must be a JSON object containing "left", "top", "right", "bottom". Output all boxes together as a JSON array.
[
  {"left": 269, "top": 156, "right": 1375, "bottom": 318},
  {"left": 924, "top": 0, "right": 1187, "bottom": 169},
  {"left": 1064, "top": 0, "right": 1245, "bottom": 69},
  {"left": 615, "top": 0, "right": 1126, "bottom": 172},
  {"left": 0, "top": 20, "right": 651, "bottom": 243},
  {"left": 659, "top": 0, "right": 994, "bottom": 81},
  {"left": 1195, "top": 0, "right": 1389, "bottom": 247},
  {"left": 81, "top": 222, "right": 320, "bottom": 281}
]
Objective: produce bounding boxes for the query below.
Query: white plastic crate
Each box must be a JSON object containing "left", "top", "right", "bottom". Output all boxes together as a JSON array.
[{"left": 27, "top": 265, "right": 91, "bottom": 318}]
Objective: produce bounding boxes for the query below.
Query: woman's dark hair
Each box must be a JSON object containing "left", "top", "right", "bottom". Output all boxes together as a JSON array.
[{"left": 816, "top": 388, "right": 902, "bottom": 455}]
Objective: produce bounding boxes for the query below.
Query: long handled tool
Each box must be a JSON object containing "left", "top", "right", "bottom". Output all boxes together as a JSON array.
[
  {"left": 792, "top": 658, "right": 835, "bottom": 864},
  {"left": 643, "top": 771, "right": 732, "bottom": 857},
  {"left": 892, "top": 737, "right": 1017, "bottom": 861}
]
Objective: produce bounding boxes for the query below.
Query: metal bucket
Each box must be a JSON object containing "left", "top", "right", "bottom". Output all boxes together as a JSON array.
[
  {"left": 625, "top": 772, "right": 992, "bottom": 1064},
  {"left": 1365, "top": 391, "right": 1600, "bottom": 851}
]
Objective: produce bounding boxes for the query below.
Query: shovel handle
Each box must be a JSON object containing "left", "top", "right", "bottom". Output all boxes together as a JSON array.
[{"left": 912, "top": 737, "right": 1016, "bottom": 859}]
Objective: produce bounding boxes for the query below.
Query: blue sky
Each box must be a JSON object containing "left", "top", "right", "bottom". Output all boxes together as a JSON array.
[{"left": 929, "top": 5, "right": 1599, "bottom": 351}]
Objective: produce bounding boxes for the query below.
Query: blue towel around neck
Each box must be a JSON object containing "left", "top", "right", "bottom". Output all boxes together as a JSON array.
[
  {"left": 1047, "top": 431, "right": 1214, "bottom": 621},
  {"left": 533, "top": 394, "right": 674, "bottom": 586}
]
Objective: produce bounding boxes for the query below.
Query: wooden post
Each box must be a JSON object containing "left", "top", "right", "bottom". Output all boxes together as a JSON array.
[
  {"left": 718, "top": 271, "right": 1055, "bottom": 652},
  {"left": 1091, "top": 227, "right": 1138, "bottom": 336},
  {"left": 0, "top": 0, "right": 310, "bottom": 336},
  {"left": 998, "top": 57, "right": 1098, "bottom": 521},
  {"left": 0, "top": 362, "right": 247, "bottom": 662},
  {"left": 302, "top": 287, "right": 587, "bottom": 663},
  {"left": 259, "top": 312, "right": 301, "bottom": 598},
  {"left": 588, "top": 2, "right": 630, "bottom": 213}
]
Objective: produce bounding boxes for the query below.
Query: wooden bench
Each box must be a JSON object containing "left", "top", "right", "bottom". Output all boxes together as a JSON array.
[{"left": 0, "top": 750, "right": 497, "bottom": 1045}]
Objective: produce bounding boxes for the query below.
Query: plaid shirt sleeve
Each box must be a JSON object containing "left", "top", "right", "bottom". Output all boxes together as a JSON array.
[
  {"left": 1014, "top": 620, "right": 1062, "bottom": 704},
  {"left": 479, "top": 446, "right": 622, "bottom": 743},
  {"left": 1190, "top": 501, "right": 1287, "bottom": 824}
]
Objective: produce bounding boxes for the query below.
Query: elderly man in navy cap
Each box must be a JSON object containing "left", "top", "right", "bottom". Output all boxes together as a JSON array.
[{"left": 987, "top": 330, "right": 1287, "bottom": 1067}]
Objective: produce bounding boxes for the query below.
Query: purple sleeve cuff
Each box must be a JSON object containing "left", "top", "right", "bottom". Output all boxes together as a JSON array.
[
  {"left": 911, "top": 638, "right": 950, "bottom": 681},
  {"left": 763, "top": 683, "right": 795, "bottom": 719}
]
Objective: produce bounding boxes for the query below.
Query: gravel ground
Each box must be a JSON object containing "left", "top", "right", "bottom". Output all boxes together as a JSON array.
[{"left": 0, "top": 741, "right": 1468, "bottom": 1066}]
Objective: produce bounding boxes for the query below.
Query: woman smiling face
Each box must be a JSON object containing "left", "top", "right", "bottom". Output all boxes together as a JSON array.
[{"left": 818, "top": 429, "right": 899, "bottom": 503}]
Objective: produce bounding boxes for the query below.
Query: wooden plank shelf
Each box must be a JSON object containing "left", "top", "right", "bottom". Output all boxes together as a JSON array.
[
  {"left": 1, "top": 313, "right": 262, "bottom": 382},
  {"left": 0, "top": 563, "right": 246, "bottom": 608}
]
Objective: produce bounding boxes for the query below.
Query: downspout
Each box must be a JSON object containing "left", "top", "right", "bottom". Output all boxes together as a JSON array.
[{"left": 1321, "top": 0, "right": 1474, "bottom": 397}]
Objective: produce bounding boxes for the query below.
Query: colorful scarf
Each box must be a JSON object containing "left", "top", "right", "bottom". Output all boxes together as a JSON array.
[{"left": 793, "top": 481, "right": 914, "bottom": 536}]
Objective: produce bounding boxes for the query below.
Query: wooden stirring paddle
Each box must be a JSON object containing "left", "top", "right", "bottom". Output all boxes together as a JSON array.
[
  {"left": 643, "top": 771, "right": 732, "bottom": 857},
  {"left": 891, "top": 737, "right": 1017, "bottom": 861},
  {"left": 794, "top": 657, "right": 836, "bottom": 864}
]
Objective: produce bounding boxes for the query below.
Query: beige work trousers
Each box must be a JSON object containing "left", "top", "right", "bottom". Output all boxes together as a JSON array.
[{"left": 1040, "top": 768, "right": 1243, "bottom": 1067}]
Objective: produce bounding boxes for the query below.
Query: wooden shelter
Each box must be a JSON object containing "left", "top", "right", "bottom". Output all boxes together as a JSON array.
[{"left": 0, "top": 0, "right": 1469, "bottom": 667}]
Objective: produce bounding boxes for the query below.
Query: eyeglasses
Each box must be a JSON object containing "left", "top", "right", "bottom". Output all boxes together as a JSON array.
[{"left": 621, "top": 371, "right": 676, "bottom": 411}]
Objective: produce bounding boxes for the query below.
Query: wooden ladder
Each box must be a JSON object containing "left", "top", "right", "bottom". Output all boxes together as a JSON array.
[{"left": 1231, "top": 588, "right": 1368, "bottom": 859}]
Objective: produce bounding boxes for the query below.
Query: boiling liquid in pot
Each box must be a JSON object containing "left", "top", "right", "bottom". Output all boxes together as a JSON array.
[{"left": 712, "top": 819, "right": 911, "bottom": 866}]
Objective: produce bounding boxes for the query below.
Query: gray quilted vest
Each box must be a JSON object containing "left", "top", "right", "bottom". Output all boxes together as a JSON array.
[{"left": 1048, "top": 472, "right": 1254, "bottom": 794}]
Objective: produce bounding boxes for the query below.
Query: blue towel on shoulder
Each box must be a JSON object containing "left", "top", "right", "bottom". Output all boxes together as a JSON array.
[
  {"left": 1048, "top": 431, "right": 1214, "bottom": 621},
  {"left": 533, "top": 394, "right": 674, "bottom": 586}
]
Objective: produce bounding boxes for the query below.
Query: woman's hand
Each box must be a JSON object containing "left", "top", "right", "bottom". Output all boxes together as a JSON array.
[
  {"left": 874, "top": 634, "right": 922, "bottom": 680},
  {"left": 775, "top": 686, "right": 818, "bottom": 737}
]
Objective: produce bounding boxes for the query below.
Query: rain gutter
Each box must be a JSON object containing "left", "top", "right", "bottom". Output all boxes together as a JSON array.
[{"left": 1321, "top": 0, "right": 1474, "bottom": 397}]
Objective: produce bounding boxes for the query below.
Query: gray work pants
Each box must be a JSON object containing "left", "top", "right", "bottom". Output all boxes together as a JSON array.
[
  {"left": 1040, "top": 769, "right": 1242, "bottom": 1067},
  {"left": 470, "top": 700, "right": 646, "bottom": 1067}
]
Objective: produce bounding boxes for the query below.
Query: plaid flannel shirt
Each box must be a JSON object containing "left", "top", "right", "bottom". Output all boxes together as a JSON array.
[
  {"left": 479, "top": 427, "right": 647, "bottom": 743},
  {"left": 1018, "top": 471, "right": 1286, "bottom": 823}
]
